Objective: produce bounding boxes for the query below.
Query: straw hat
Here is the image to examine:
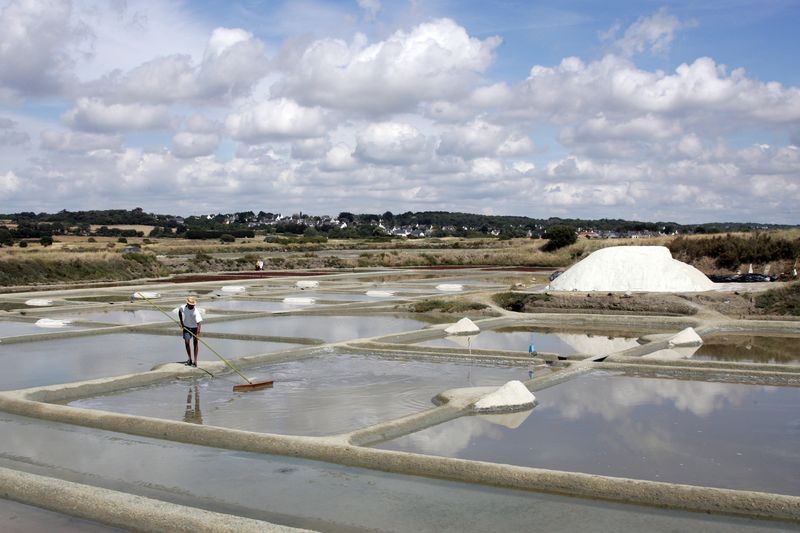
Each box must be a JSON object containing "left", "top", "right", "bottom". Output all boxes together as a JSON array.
[{"left": 186, "top": 296, "right": 197, "bottom": 305}]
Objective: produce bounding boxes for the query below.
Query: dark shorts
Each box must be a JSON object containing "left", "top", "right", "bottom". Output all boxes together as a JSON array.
[{"left": 182, "top": 327, "right": 198, "bottom": 342}]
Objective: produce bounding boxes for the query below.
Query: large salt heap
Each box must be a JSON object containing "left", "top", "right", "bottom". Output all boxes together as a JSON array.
[{"left": 549, "top": 246, "right": 714, "bottom": 293}]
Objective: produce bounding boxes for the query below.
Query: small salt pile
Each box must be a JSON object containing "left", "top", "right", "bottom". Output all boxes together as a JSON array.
[
  {"left": 131, "top": 291, "right": 160, "bottom": 300},
  {"left": 220, "top": 285, "right": 246, "bottom": 293},
  {"left": 35, "top": 318, "right": 73, "bottom": 328},
  {"left": 296, "top": 280, "right": 319, "bottom": 289},
  {"left": 366, "top": 290, "right": 395, "bottom": 297},
  {"left": 436, "top": 283, "right": 463, "bottom": 292},
  {"left": 445, "top": 317, "right": 480, "bottom": 335},
  {"left": 25, "top": 299, "right": 53, "bottom": 307},
  {"left": 474, "top": 381, "right": 536, "bottom": 412},
  {"left": 283, "top": 297, "right": 315, "bottom": 305}
]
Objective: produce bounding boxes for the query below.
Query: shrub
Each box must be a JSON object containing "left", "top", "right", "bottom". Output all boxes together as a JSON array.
[
  {"left": 542, "top": 225, "right": 577, "bottom": 252},
  {"left": 39, "top": 235, "right": 54, "bottom": 247},
  {"left": 754, "top": 283, "right": 800, "bottom": 316},
  {"left": 18, "top": 240, "right": 28, "bottom": 248},
  {"left": 87, "top": 237, "right": 97, "bottom": 242},
  {"left": 117, "top": 237, "right": 128, "bottom": 243},
  {"left": 492, "top": 292, "right": 529, "bottom": 312},
  {"left": 0, "top": 227, "right": 12, "bottom": 246},
  {"left": 220, "top": 234, "right": 235, "bottom": 243}
]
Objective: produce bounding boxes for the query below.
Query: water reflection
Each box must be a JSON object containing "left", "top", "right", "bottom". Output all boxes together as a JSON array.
[
  {"left": 377, "top": 373, "right": 800, "bottom": 494},
  {"left": 694, "top": 334, "right": 800, "bottom": 365},
  {"left": 183, "top": 382, "right": 204, "bottom": 424}
]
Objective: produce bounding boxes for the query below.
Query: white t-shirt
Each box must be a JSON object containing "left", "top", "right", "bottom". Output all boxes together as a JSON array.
[{"left": 180, "top": 304, "right": 203, "bottom": 328}]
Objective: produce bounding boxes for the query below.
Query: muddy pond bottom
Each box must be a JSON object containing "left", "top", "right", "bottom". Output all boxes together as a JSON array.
[
  {"left": 376, "top": 371, "right": 800, "bottom": 495},
  {"left": 67, "top": 352, "right": 529, "bottom": 436},
  {"left": 692, "top": 334, "right": 800, "bottom": 365}
]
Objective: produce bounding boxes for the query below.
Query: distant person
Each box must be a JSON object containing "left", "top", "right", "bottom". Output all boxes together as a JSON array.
[
  {"left": 255, "top": 259, "right": 264, "bottom": 271},
  {"left": 179, "top": 296, "right": 202, "bottom": 366}
]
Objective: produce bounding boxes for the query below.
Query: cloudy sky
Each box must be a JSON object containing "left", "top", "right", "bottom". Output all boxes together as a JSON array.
[{"left": 1, "top": 0, "right": 798, "bottom": 223}]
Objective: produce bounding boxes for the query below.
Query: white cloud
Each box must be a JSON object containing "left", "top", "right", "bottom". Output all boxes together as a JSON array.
[
  {"left": 226, "top": 98, "right": 328, "bottom": 142},
  {"left": 62, "top": 98, "right": 171, "bottom": 132},
  {"left": 40, "top": 129, "right": 122, "bottom": 153},
  {"left": 0, "top": 117, "right": 30, "bottom": 146},
  {"left": 171, "top": 132, "right": 220, "bottom": 158},
  {"left": 606, "top": 8, "right": 685, "bottom": 58},
  {"left": 437, "top": 119, "right": 534, "bottom": 158},
  {"left": 0, "top": 170, "right": 21, "bottom": 193},
  {"left": 357, "top": 0, "right": 381, "bottom": 20},
  {"left": 291, "top": 137, "right": 331, "bottom": 160},
  {"left": 87, "top": 27, "right": 268, "bottom": 105},
  {"left": 0, "top": 0, "right": 86, "bottom": 100},
  {"left": 274, "top": 18, "right": 501, "bottom": 114},
  {"left": 354, "top": 121, "right": 427, "bottom": 164},
  {"left": 323, "top": 143, "right": 357, "bottom": 170},
  {"left": 515, "top": 55, "right": 800, "bottom": 126}
]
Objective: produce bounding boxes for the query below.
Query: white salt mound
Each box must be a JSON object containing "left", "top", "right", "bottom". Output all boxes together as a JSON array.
[
  {"left": 25, "top": 299, "right": 53, "bottom": 307},
  {"left": 445, "top": 317, "right": 480, "bottom": 335},
  {"left": 474, "top": 380, "right": 535, "bottom": 412},
  {"left": 668, "top": 327, "right": 703, "bottom": 347},
  {"left": 221, "top": 285, "right": 246, "bottom": 293},
  {"left": 366, "top": 290, "right": 395, "bottom": 297},
  {"left": 296, "top": 280, "right": 319, "bottom": 289},
  {"left": 549, "top": 246, "right": 714, "bottom": 293},
  {"left": 35, "top": 318, "right": 72, "bottom": 328},
  {"left": 283, "top": 297, "right": 315, "bottom": 305},
  {"left": 436, "top": 284, "right": 463, "bottom": 292},
  {"left": 131, "top": 291, "right": 160, "bottom": 300}
]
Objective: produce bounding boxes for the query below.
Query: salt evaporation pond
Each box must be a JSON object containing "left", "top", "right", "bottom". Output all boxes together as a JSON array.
[
  {"left": 208, "top": 314, "right": 443, "bottom": 343},
  {"left": 67, "top": 352, "right": 528, "bottom": 436},
  {"left": 0, "top": 320, "right": 86, "bottom": 338},
  {"left": 0, "top": 333, "right": 300, "bottom": 390},
  {"left": 50, "top": 309, "right": 175, "bottom": 324},
  {"left": 2, "top": 414, "right": 766, "bottom": 533},
  {"left": 377, "top": 372, "right": 800, "bottom": 495},
  {"left": 203, "top": 299, "right": 299, "bottom": 312},
  {"left": 693, "top": 334, "right": 800, "bottom": 365},
  {"left": 417, "top": 327, "right": 642, "bottom": 356}
]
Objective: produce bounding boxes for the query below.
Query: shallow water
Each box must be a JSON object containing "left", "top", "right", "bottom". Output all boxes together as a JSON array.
[
  {"left": 51, "top": 309, "right": 175, "bottom": 324},
  {"left": 68, "top": 352, "right": 529, "bottom": 435},
  {"left": 693, "top": 334, "right": 800, "bottom": 365},
  {"left": 203, "top": 299, "right": 299, "bottom": 312},
  {"left": 0, "top": 333, "right": 298, "bottom": 390},
  {"left": 0, "top": 320, "right": 86, "bottom": 338},
  {"left": 209, "top": 314, "right": 441, "bottom": 343},
  {"left": 0, "top": 413, "right": 774, "bottom": 533},
  {"left": 418, "top": 327, "right": 642, "bottom": 356},
  {"left": 377, "top": 372, "right": 800, "bottom": 495}
]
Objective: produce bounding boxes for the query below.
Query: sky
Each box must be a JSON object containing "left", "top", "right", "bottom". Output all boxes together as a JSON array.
[{"left": 0, "top": 0, "right": 799, "bottom": 223}]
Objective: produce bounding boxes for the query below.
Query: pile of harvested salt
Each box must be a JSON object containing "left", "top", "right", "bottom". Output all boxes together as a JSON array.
[
  {"left": 296, "top": 280, "right": 319, "bottom": 289},
  {"left": 25, "top": 299, "right": 53, "bottom": 307},
  {"left": 445, "top": 317, "right": 480, "bottom": 335},
  {"left": 283, "top": 297, "right": 315, "bottom": 305},
  {"left": 436, "top": 283, "right": 463, "bottom": 292},
  {"left": 474, "top": 380, "right": 535, "bottom": 412},
  {"left": 548, "top": 246, "right": 714, "bottom": 293},
  {"left": 131, "top": 291, "right": 160, "bottom": 300},
  {"left": 35, "top": 318, "right": 73, "bottom": 328},
  {"left": 220, "top": 285, "right": 246, "bottom": 293}
]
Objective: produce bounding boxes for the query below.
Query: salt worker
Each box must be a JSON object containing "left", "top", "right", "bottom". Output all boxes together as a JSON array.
[{"left": 179, "top": 296, "right": 202, "bottom": 366}]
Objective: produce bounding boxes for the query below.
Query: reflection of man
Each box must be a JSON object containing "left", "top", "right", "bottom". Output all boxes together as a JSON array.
[
  {"left": 183, "top": 383, "right": 203, "bottom": 424},
  {"left": 179, "top": 297, "right": 202, "bottom": 366}
]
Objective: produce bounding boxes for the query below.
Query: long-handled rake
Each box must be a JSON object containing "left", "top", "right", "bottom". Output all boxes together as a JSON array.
[{"left": 134, "top": 292, "right": 273, "bottom": 392}]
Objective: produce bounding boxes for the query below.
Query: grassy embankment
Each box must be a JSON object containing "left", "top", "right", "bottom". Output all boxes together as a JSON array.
[{"left": 0, "top": 249, "right": 167, "bottom": 286}]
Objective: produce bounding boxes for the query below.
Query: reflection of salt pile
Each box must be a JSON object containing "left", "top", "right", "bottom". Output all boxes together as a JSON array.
[
  {"left": 474, "top": 380, "right": 535, "bottom": 413},
  {"left": 549, "top": 246, "right": 714, "bottom": 292},
  {"left": 555, "top": 333, "right": 640, "bottom": 356},
  {"left": 296, "top": 280, "right": 319, "bottom": 289},
  {"left": 35, "top": 318, "right": 72, "bottom": 328},
  {"left": 477, "top": 409, "right": 533, "bottom": 428},
  {"left": 25, "top": 299, "right": 53, "bottom": 307}
]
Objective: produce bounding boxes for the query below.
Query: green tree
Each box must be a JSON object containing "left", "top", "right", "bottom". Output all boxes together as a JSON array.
[
  {"left": 39, "top": 235, "right": 54, "bottom": 246},
  {"left": 542, "top": 225, "right": 577, "bottom": 251},
  {"left": 0, "top": 227, "right": 12, "bottom": 246}
]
